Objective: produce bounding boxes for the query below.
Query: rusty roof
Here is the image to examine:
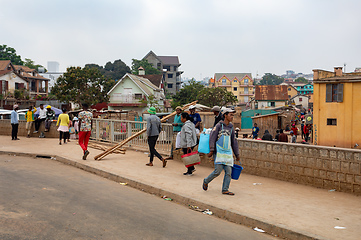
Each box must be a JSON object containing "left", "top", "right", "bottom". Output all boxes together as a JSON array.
[
  {"left": 0, "top": 60, "right": 11, "bottom": 71},
  {"left": 139, "top": 74, "right": 163, "bottom": 88},
  {"left": 255, "top": 85, "right": 288, "bottom": 101}
]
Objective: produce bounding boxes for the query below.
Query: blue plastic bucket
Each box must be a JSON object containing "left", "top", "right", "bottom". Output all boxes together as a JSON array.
[{"left": 231, "top": 165, "right": 243, "bottom": 180}]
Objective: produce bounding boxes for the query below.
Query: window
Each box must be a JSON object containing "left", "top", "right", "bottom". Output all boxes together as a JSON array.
[
  {"left": 167, "top": 74, "right": 173, "bottom": 78},
  {"left": 244, "top": 79, "right": 249, "bottom": 84},
  {"left": 326, "top": 84, "right": 343, "bottom": 102},
  {"left": 157, "top": 63, "right": 161, "bottom": 70},
  {"left": 164, "top": 66, "right": 170, "bottom": 71},
  {"left": 233, "top": 87, "right": 237, "bottom": 91},
  {"left": 233, "top": 80, "right": 237, "bottom": 83},
  {"left": 173, "top": 66, "right": 177, "bottom": 71},
  {"left": 288, "top": 88, "right": 291, "bottom": 91},
  {"left": 222, "top": 79, "right": 227, "bottom": 85},
  {"left": 134, "top": 93, "right": 142, "bottom": 99},
  {"left": 270, "top": 102, "right": 275, "bottom": 107},
  {"left": 299, "top": 97, "right": 303, "bottom": 102},
  {"left": 168, "top": 84, "right": 173, "bottom": 89},
  {"left": 327, "top": 118, "right": 337, "bottom": 125}
]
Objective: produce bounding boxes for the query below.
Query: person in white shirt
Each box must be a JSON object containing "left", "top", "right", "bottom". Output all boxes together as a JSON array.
[{"left": 34, "top": 104, "right": 47, "bottom": 133}]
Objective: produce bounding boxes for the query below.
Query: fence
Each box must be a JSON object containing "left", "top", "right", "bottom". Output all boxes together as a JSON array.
[{"left": 91, "top": 119, "right": 173, "bottom": 154}]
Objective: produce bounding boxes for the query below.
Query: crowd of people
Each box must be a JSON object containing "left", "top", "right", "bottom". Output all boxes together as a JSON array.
[
  {"left": 145, "top": 105, "right": 241, "bottom": 195},
  {"left": 10, "top": 103, "right": 93, "bottom": 160}
]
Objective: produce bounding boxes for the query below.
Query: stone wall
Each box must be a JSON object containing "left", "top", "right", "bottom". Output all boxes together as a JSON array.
[
  {"left": 239, "top": 139, "right": 361, "bottom": 195},
  {"left": 0, "top": 119, "right": 59, "bottom": 138}
]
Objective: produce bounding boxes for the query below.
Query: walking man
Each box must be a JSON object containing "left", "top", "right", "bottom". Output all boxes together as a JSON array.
[
  {"left": 34, "top": 104, "right": 46, "bottom": 133},
  {"left": 203, "top": 108, "right": 240, "bottom": 195},
  {"left": 252, "top": 123, "right": 259, "bottom": 139},
  {"left": 78, "top": 103, "right": 92, "bottom": 160},
  {"left": 11, "top": 105, "right": 20, "bottom": 140},
  {"left": 25, "top": 106, "right": 37, "bottom": 138},
  {"left": 146, "top": 107, "right": 167, "bottom": 167}
]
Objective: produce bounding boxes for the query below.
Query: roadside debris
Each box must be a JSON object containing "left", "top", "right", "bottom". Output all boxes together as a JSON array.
[
  {"left": 203, "top": 209, "right": 213, "bottom": 215},
  {"left": 253, "top": 183, "right": 262, "bottom": 185},
  {"left": 328, "top": 189, "right": 336, "bottom": 192},
  {"left": 335, "top": 217, "right": 340, "bottom": 220},
  {"left": 162, "top": 195, "right": 172, "bottom": 201},
  {"left": 253, "top": 227, "right": 265, "bottom": 233},
  {"left": 334, "top": 226, "right": 346, "bottom": 229},
  {"left": 119, "top": 182, "right": 127, "bottom": 186}
]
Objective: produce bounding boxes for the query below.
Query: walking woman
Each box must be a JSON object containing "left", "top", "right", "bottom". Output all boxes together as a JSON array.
[
  {"left": 180, "top": 112, "right": 198, "bottom": 175},
  {"left": 56, "top": 109, "right": 69, "bottom": 145}
]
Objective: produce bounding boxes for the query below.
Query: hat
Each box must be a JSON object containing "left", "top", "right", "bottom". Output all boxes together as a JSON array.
[
  {"left": 175, "top": 106, "right": 182, "bottom": 111},
  {"left": 222, "top": 108, "right": 236, "bottom": 114},
  {"left": 73, "top": 117, "right": 78, "bottom": 121},
  {"left": 13, "top": 104, "right": 18, "bottom": 109},
  {"left": 211, "top": 106, "right": 221, "bottom": 112},
  {"left": 147, "top": 107, "right": 156, "bottom": 115},
  {"left": 46, "top": 105, "right": 52, "bottom": 109},
  {"left": 290, "top": 130, "right": 294, "bottom": 134},
  {"left": 189, "top": 105, "right": 196, "bottom": 110}
]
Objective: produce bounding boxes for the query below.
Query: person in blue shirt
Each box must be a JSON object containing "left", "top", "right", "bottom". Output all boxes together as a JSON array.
[
  {"left": 11, "top": 105, "right": 20, "bottom": 140},
  {"left": 165, "top": 106, "right": 184, "bottom": 160},
  {"left": 189, "top": 105, "right": 201, "bottom": 130},
  {"left": 252, "top": 123, "right": 259, "bottom": 139}
]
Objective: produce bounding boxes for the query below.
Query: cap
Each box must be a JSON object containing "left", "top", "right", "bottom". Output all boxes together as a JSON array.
[
  {"left": 189, "top": 105, "right": 196, "bottom": 110},
  {"left": 211, "top": 106, "right": 221, "bottom": 112},
  {"left": 73, "top": 117, "right": 78, "bottom": 121},
  {"left": 222, "top": 108, "right": 235, "bottom": 114},
  {"left": 46, "top": 105, "right": 52, "bottom": 109},
  {"left": 13, "top": 104, "right": 18, "bottom": 109},
  {"left": 175, "top": 106, "right": 182, "bottom": 111}
]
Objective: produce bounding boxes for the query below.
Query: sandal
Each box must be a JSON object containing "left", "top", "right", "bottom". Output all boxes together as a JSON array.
[
  {"left": 162, "top": 159, "right": 167, "bottom": 168},
  {"left": 202, "top": 181, "right": 208, "bottom": 191},
  {"left": 222, "top": 191, "right": 235, "bottom": 195}
]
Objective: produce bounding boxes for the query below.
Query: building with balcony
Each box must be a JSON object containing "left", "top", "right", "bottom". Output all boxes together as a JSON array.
[
  {"left": 142, "top": 51, "right": 183, "bottom": 95},
  {"left": 107, "top": 73, "right": 165, "bottom": 115},
  {"left": 0, "top": 60, "right": 49, "bottom": 98},
  {"left": 313, "top": 67, "right": 361, "bottom": 148},
  {"left": 213, "top": 73, "right": 254, "bottom": 104}
]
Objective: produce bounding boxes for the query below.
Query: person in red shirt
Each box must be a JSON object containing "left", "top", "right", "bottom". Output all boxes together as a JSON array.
[
  {"left": 303, "top": 124, "right": 310, "bottom": 142},
  {"left": 291, "top": 124, "right": 298, "bottom": 141}
]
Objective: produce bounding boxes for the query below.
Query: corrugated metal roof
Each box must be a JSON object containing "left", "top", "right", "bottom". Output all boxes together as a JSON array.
[
  {"left": 0, "top": 60, "right": 11, "bottom": 71},
  {"left": 255, "top": 85, "right": 288, "bottom": 101},
  {"left": 139, "top": 74, "right": 162, "bottom": 88}
]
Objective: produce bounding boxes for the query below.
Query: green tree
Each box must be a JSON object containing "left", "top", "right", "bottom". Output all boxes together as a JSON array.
[
  {"left": 85, "top": 59, "right": 130, "bottom": 80},
  {"left": 51, "top": 66, "right": 112, "bottom": 106},
  {"left": 259, "top": 73, "right": 284, "bottom": 85},
  {"left": 0, "top": 44, "right": 24, "bottom": 65},
  {"left": 171, "top": 79, "right": 204, "bottom": 109},
  {"left": 294, "top": 77, "right": 308, "bottom": 83},
  {"left": 24, "top": 58, "right": 46, "bottom": 72},
  {"left": 197, "top": 87, "right": 238, "bottom": 107},
  {"left": 140, "top": 94, "right": 162, "bottom": 111},
  {"left": 131, "top": 59, "right": 161, "bottom": 75}
]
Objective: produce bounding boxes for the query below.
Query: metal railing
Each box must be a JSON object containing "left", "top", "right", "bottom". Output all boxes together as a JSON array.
[{"left": 91, "top": 119, "right": 173, "bottom": 154}]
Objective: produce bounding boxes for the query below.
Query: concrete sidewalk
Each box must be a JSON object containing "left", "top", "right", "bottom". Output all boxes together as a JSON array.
[{"left": 1, "top": 136, "right": 360, "bottom": 240}]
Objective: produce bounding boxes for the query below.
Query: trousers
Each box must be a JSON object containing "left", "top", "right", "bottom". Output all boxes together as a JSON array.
[{"left": 148, "top": 135, "right": 162, "bottom": 163}]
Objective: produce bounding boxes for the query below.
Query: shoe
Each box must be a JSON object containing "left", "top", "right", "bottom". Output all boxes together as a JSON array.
[
  {"left": 192, "top": 169, "right": 196, "bottom": 173},
  {"left": 33, "top": 131, "right": 38, "bottom": 133},
  {"left": 64, "top": 141, "right": 67, "bottom": 144},
  {"left": 183, "top": 172, "right": 193, "bottom": 176},
  {"left": 83, "top": 150, "right": 89, "bottom": 160},
  {"left": 164, "top": 156, "right": 173, "bottom": 160},
  {"left": 162, "top": 159, "right": 167, "bottom": 168},
  {"left": 202, "top": 181, "right": 208, "bottom": 191},
  {"left": 146, "top": 162, "right": 153, "bottom": 166},
  {"left": 27, "top": 135, "right": 30, "bottom": 138},
  {"left": 222, "top": 191, "right": 235, "bottom": 195},
  {"left": 59, "top": 142, "right": 62, "bottom": 145},
  {"left": 15, "top": 138, "right": 20, "bottom": 140}
]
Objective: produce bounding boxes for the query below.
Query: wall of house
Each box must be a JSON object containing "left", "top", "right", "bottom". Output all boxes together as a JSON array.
[
  {"left": 314, "top": 82, "right": 361, "bottom": 148},
  {"left": 287, "top": 86, "right": 298, "bottom": 99},
  {"left": 109, "top": 77, "right": 144, "bottom": 103},
  {"left": 256, "top": 100, "right": 286, "bottom": 109},
  {"left": 252, "top": 114, "right": 279, "bottom": 138},
  {"left": 0, "top": 72, "right": 28, "bottom": 92},
  {"left": 293, "top": 96, "right": 309, "bottom": 109}
]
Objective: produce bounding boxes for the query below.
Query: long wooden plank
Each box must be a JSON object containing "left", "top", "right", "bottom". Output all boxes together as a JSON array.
[{"left": 94, "top": 101, "right": 197, "bottom": 161}]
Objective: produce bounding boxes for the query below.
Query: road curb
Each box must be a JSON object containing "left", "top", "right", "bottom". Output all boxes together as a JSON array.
[{"left": 1, "top": 151, "right": 326, "bottom": 240}]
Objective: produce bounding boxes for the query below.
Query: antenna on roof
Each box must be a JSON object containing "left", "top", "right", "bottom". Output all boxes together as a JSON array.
[{"left": 344, "top": 63, "right": 347, "bottom": 73}]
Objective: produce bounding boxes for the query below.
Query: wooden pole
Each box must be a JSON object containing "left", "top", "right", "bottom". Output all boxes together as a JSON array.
[{"left": 94, "top": 101, "right": 197, "bottom": 161}]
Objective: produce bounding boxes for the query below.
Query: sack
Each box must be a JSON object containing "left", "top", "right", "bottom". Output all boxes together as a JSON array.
[
  {"left": 175, "top": 132, "right": 181, "bottom": 149},
  {"left": 181, "top": 151, "right": 201, "bottom": 168},
  {"left": 215, "top": 125, "right": 233, "bottom": 166},
  {"left": 198, "top": 131, "right": 210, "bottom": 154}
]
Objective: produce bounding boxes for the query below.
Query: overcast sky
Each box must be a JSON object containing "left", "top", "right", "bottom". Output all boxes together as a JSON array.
[{"left": 1, "top": 0, "right": 360, "bottom": 80}]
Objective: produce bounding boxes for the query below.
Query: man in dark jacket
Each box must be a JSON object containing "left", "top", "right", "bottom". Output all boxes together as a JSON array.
[
  {"left": 278, "top": 129, "right": 288, "bottom": 142},
  {"left": 262, "top": 130, "right": 273, "bottom": 141},
  {"left": 211, "top": 106, "right": 224, "bottom": 127},
  {"left": 146, "top": 107, "right": 166, "bottom": 167}
]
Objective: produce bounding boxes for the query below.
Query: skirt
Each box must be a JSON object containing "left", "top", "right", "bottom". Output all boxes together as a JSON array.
[{"left": 57, "top": 125, "right": 69, "bottom": 132}]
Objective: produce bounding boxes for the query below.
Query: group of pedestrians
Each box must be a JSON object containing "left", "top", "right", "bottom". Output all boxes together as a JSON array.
[
  {"left": 10, "top": 103, "right": 93, "bottom": 161},
  {"left": 145, "top": 105, "right": 240, "bottom": 195}
]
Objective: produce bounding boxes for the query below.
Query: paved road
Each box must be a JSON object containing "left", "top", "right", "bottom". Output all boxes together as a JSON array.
[{"left": 0, "top": 155, "right": 276, "bottom": 240}]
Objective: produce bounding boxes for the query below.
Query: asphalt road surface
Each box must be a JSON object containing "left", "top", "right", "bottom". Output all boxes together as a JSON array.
[{"left": 0, "top": 155, "right": 276, "bottom": 240}]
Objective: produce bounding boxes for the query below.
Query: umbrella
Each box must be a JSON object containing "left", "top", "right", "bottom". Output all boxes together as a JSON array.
[{"left": 34, "top": 105, "right": 63, "bottom": 118}]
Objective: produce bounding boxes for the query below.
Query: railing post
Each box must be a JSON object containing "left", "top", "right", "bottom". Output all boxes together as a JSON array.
[
  {"left": 96, "top": 119, "right": 100, "bottom": 141},
  {"left": 111, "top": 120, "right": 115, "bottom": 143}
]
